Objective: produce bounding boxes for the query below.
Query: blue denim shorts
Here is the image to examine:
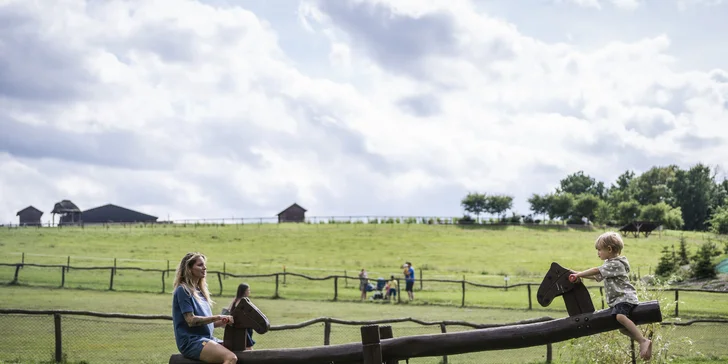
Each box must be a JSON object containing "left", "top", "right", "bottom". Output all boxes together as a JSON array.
[{"left": 611, "top": 302, "right": 637, "bottom": 318}]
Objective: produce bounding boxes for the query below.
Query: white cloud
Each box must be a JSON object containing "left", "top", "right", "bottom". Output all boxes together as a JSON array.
[{"left": 0, "top": 0, "right": 727, "bottom": 224}]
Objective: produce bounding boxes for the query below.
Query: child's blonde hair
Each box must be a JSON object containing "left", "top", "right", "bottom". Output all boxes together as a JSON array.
[{"left": 594, "top": 231, "right": 624, "bottom": 254}]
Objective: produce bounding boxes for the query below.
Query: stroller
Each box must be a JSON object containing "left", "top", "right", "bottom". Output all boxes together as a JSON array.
[{"left": 370, "top": 278, "right": 387, "bottom": 300}]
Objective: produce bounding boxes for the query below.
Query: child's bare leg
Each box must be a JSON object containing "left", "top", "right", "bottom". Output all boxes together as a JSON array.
[{"left": 616, "top": 314, "right": 652, "bottom": 360}]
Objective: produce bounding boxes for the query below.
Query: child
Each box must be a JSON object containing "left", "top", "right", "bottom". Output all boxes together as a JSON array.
[
  {"left": 222, "top": 283, "right": 255, "bottom": 351},
  {"left": 386, "top": 275, "right": 398, "bottom": 302},
  {"left": 569, "top": 231, "right": 652, "bottom": 361}
]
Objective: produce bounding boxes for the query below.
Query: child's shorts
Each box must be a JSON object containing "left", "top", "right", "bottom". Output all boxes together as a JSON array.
[{"left": 611, "top": 302, "right": 637, "bottom": 318}]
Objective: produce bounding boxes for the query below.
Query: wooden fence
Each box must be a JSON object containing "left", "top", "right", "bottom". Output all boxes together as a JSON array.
[{"left": 2, "top": 262, "right": 726, "bottom": 317}]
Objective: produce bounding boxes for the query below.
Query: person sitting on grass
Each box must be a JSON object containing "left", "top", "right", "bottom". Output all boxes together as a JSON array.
[{"left": 569, "top": 232, "right": 652, "bottom": 361}]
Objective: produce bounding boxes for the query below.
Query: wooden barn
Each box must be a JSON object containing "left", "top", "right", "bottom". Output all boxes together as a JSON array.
[
  {"left": 277, "top": 203, "right": 307, "bottom": 223},
  {"left": 81, "top": 204, "right": 158, "bottom": 224},
  {"left": 52, "top": 200, "right": 82, "bottom": 226},
  {"left": 16, "top": 206, "right": 43, "bottom": 226}
]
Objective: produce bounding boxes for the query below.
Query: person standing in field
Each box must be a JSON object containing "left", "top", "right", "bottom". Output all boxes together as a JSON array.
[
  {"left": 569, "top": 232, "right": 652, "bottom": 361},
  {"left": 172, "top": 252, "right": 236, "bottom": 364},
  {"left": 404, "top": 262, "right": 415, "bottom": 301},
  {"left": 221, "top": 283, "right": 256, "bottom": 351},
  {"left": 385, "top": 275, "right": 398, "bottom": 302},
  {"left": 359, "top": 268, "right": 369, "bottom": 301}
]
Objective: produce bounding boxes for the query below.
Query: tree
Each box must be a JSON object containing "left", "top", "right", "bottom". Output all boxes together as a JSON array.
[
  {"left": 557, "top": 171, "right": 606, "bottom": 198},
  {"left": 690, "top": 242, "right": 719, "bottom": 279},
  {"left": 670, "top": 163, "right": 715, "bottom": 231},
  {"left": 655, "top": 246, "right": 678, "bottom": 277},
  {"left": 677, "top": 234, "right": 690, "bottom": 266},
  {"left": 663, "top": 207, "right": 685, "bottom": 230},
  {"left": 639, "top": 202, "right": 672, "bottom": 224},
  {"left": 708, "top": 205, "right": 728, "bottom": 235},
  {"left": 485, "top": 195, "right": 513, "bottom": 217},
  {"left": 573, "top": 194, "right": 602, "bottom": 223},
  {"left": 461, "top": 192, "right": 487, "bottom": 219},
  {"left": 632, "top": 166, "right": 679, "bottom": 206},
  {"left": 616, "top": 200, "right": 641, "bottom": 224},
  {"left": 528, "top": 194, "right": 549, "bottom": 220},
  {"left": 547, "top": 193, "right": 575, "bottom": 221}
]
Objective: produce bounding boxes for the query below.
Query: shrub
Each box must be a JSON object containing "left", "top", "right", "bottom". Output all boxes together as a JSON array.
[
  {"left": 690, "top": 241, "right": 719, "bottom": 279},
  {"left": 654, "top": 246, "right": 678, "bottom": 278}
]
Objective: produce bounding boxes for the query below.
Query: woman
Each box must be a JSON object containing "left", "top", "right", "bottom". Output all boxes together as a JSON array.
[
  {"left": 172, "top": 252, "right": 236, "bottom": 364},
  {"left": 222, "top": 283, "right": 256, "bottom": 350},
  {"left": 358, "top": 268, "right": 368, "bottom": 301}
]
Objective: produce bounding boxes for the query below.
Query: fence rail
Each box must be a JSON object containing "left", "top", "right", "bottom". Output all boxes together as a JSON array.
[
  {"left": 2, "top": 262, "right": 726, "bottom": 318},
  {"left": 1, "top": 309, "right": 727, "bottom": 364}
]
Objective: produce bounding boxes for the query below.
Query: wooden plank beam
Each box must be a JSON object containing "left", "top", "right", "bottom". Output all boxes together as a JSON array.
[{"left": 168, "top": 300, "right": 662, "bottom": 364}]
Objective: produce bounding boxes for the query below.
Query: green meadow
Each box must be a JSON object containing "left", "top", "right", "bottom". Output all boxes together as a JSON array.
[{"left": 1, "top": 224, "right": 727, "bottom": 363}]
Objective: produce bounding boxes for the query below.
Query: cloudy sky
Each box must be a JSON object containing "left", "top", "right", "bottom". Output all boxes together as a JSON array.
[{"left": 1, "top": 0, "right": 727, "bottom": 224}]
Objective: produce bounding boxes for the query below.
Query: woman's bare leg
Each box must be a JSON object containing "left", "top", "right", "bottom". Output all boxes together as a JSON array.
[{"left": 199, "top": 340, "right": 237, "bottom": 364}]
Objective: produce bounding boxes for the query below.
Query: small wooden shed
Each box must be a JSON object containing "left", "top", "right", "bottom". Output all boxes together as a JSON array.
[
  {"left": 17, "top": 206, "right": 43, "bottom": 226},
  {"left": 277, "top": 203, "right": 307, "bottom": 223}
]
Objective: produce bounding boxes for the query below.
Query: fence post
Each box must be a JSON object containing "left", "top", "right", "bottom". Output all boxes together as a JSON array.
[
  {"left": 324, "top": 320, "right": 331, "bottom": 346},
  {"left": 67, "top": 256, "right": 70, "bottom": 270},
  {"left": 334, "top": 276, "right": 338, "bottom": 301},
  {"left": 675, "top": 290, "right": 679, "bottom": 317},
  {"left": 217, "top": 272, "right": 223, "bottom": 296},
  {"left": 109, "top": 268, "right": 115, "bottom": 290},
  {"left": 631, "top": 339, "right": 637, "bottom": 364},
  {"left": 397, "top": 279, "right": 401, "bottom": 304},
  {"left": 114, "top": 258, "right": 117, "bottom": 276},
  {"left": 61, "top": 267, "right": 65, "bottom": 288},
  {"left": 360, "top": 324, "right": 382, "bottom": 364},
  {"left": 10, "top": 263, "right": 23, "bottom": 284},
  {"left": 54, "top": 313, "right": 62, "bottom": 363},
  {"left": 345, "top": 270, "right": 348, "bottom": 288},
  {"left": 419, "top": 269, "right": 423, "bottom": 291},
  {"left": 223, "top": 262, "right": 226, "bottom": 280},
  {"left": 274, "top": 274, "right": 280, "bottom": 298},
  {"left": 21, "top": 252, "right": 24, "bottom": 265},
  {"left": 161, "top": 271, "right": 165, "bottom": 293},
  {"left": 167, "top": 260, "right": 170, "bottom": 277},
  {"left": 461, "top": 279, "right": 466, "bottom": 307},
  {"left": 527, "top": 284, "right": 532, "bottom": 310},
  {"left": 283, "top": 266, "right": 287, "bottom": 284},
  {"left": 440, "top": 323, "right": 448, "bottom": 364}
]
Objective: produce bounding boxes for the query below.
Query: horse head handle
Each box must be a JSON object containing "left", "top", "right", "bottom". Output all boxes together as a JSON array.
[{"left": 232, "top": 297, "right": 271, "bottom": 334}]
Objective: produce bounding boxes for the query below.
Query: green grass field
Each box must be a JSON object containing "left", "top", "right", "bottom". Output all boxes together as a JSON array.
[
  {"left": 1, "top": 224, "right": 727, "bottom": 363},
  {"left": 1, "top": 224, "right": 726, "bottom": 317}
]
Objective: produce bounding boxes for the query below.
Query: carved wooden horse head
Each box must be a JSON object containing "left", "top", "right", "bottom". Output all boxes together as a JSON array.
[
  {"left": 223, "top": 297, "right": 270, "bottom": 352},
  {"left": 536, "top": 262, "right": 595, "bottom": 317}
]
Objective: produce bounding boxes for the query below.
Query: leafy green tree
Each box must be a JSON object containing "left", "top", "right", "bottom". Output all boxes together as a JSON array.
[
  {"left": 605, "top": 170, "right": 636, "bottom": 205},
  {"left": 708, "top": 205, "right": 728, "bottom": 235},
  {"left": 557, "top": 171, "right": 606, "bottom": 198},
  {"left": 639, "top": 202, "right": 673, "bottom": 224},
  {"left": 527, "top": 194, "right": 549, "bottom": 220},
  {"left": 670, "top": 163, "right": 715, "bottom": 231},
  {"left": 573, "top": 194, "right": 602, "bottom": 223},
  {"left": 547, "top": 193, "right": 575, "bottom": 221},
  {"left": 616, "top": 200, "right": 641, "bottom": 224},
  {"left": 461, "top": 192, "right": 487, "bottom": 219},
  {"left": 663, "top": 206, "right": 684, "bottom": 230},
  {"left": 632, "top": 166, "right": 679, "bottom": 206},
  {"left": 485, "top": 195, "right": 513, "bottom": 217}
]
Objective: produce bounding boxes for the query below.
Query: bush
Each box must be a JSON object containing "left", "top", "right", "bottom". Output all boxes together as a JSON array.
[
  {"left": 709, "top": 206, "right": 728, "bottom": 234},
  {"left": 690, "top": 241, "right": 719, "bottom": 279},
  {"left": 458, "top": 215, "right": 475, "bottom": 225},
  {"left": 654, "top": 246, "right": 678, "bottom": 278}
]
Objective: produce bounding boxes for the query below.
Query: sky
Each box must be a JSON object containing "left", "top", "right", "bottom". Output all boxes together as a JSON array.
[{"left": 1, "top": 0, "right": 727, "bottom": 224}]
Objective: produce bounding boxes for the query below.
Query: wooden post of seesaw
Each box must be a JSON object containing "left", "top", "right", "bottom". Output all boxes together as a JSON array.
[{"left": 361, "top": 324, "right": 382, "bottom": 364}]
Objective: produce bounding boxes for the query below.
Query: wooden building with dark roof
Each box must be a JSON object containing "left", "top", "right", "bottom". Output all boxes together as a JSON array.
[
  {"left": 17, "top": 206, "right": 43, "bottom": 226},
  {"left": 52, "top": 200, "right": 82, "bottom": 226},
  {"left": 81, "top": 204, "right": 158, "bottom": 224},
  {"left": 277, "top": 203, "right": 307, "bottom": 223}
]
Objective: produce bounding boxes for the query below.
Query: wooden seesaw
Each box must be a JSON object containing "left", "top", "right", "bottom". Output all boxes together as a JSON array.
[{"left": 170, "top": 262, "right": 662, "bottom": 363}]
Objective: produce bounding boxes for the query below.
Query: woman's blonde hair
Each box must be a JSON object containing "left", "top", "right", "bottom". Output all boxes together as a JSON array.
[
  {"left": 594, "top": 231, "right": 625, "bottom": 254},
  {"left": 173, "top": 252, "right": 214, "bottom": 305}
]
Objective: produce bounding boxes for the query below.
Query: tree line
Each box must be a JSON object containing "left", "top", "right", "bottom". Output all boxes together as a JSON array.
[{"left": 461, "top": 163, "right": 728, "bottom": 233}]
